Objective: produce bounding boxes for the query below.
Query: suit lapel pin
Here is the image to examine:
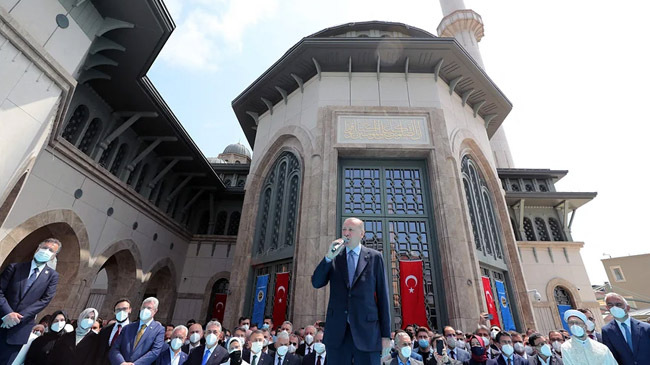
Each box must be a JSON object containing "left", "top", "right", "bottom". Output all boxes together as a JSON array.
[{"left": 45, "top": 270, "right": 49, "bottom": 274}]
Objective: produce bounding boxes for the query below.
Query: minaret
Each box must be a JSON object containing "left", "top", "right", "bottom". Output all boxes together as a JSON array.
[{"left": 437, "top": 0, "right": 515, "bottom": 168}]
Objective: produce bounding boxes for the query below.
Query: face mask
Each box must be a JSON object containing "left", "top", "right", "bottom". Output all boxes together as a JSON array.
[
  {"left": 288, "top": 344, "right": 297, "bottom": 353},
  {"left": 418, "top": 339, "right": 429, "bottom": 348},
  {"left": 115, "top": 310, "right": 128, "bottom": 322},
  {"left": 205, "top": 333, "right": 218, "bottom": 347},
  {"left": 64, "top": 324, "right": 74, "bottom": 333},
  {"left": 490, "top": 330, "right": 499, "bottom": 339},
  {"left": 570, "top": 325, "right": 585, "bottom": 338},
  {"left": 276, "top": 345, "right": 288, "bottom": 356},
  {"left": 471, "top": 347, "right": 485, "bottom": 356},
  {"left": 34, "top": 248, "right": 53, "bottom": 263},
  {"left": 262, "top": 323, "right": 270, "bottom": 330},
  {"left": 610, "top": 306, "right": 626, "bottom": 320},
  {"left": 400, "top": 346, "right": 412, "bottom": 358},
  {"left": 139, "top": 308, "right": 152, "bottom": 321},
  {"left": 33, "top": 331, "right": 42, "bottom": 336},
  {"left": 263, "top": 339, "right": 269, "bottom": 347},
  {"left": 524, "top": 345, "right": 534, "bottom": 356},
  {"left": 551, "top": 341, "right": 562, "bottom": 352},
  {"left": 251, "top": 341, "right": 263, "bottom": 354},
  {"left": 390, "top": 340, "right": 395, "bottom": 348},
  {"left": 314, "top": 342, "right": 326, "bottom": 354},
  {"left": 305, "top": 334, "right": 314, "bottom": 345},
  {"left": 586, "top": 320, "right": 595, "bottom": 332},
  {"left": 241, "top": 324, "right": 249, "bottom": 331},
  {"left": 513, "top": 342, "right": 524, "bottom": 354},
  {"left": 92, "top": 329, "right": 100, "bottom": 334},
  {"left": 51, "top": 320, "right": 65, "bottom": 333},
  {"left": 457, "top": 340, "right": 466, "bottom": 349},
  {"left": 446, "top": 337, "right": 456, "bottom": 349},
  {"left": 229, "top": 350, "right": 242, "bottom": 362},
  {"left": 80, "top": 318, "right": 94, "bottom": 330},
  {"left": 190, "top": 333, "right": 201, "bottom": 344},
  {"left": 170, "top": 338, "right": 183, "bottom": 351},
  {"left": 482, "top": 337, "right": 491, "bottom": 347},
  {"left": 501, "top": 344, "right": 514, "bottom": 356},
  {"left": 539, "top": 344, "right": 553, "bottom": 357}
]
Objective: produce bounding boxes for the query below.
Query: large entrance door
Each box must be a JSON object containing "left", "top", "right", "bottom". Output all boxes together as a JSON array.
[{"left": 339, "top": 160, "right": 444, "bottom": 330}]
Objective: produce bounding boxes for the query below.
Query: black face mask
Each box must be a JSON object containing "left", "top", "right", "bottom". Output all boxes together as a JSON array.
[
  {"left": 471, "top": 347, "right": 486, "bottom": 356},
  {"left": 229, "top": 350, "right": 242, "bottom": 365}
]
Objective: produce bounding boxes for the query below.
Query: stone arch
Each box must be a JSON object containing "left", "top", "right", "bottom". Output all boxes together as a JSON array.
[
  {"left": 0, "top": 171, "right": 28, "bottom": 228},
  {"left": 545, "top": 277, "right": 581, "bottom": 329},
  {"left": 200, "top": 271, "right": 231, "bottom": 323},
  {"left": 88, "top": 240, "right": 144, "bottom": 319},
  {"left": 141, "top": 258, "right": 178, "bottom": 324},
  {"left": 0, "top": 209, "right": 91, "bottom": 317}
]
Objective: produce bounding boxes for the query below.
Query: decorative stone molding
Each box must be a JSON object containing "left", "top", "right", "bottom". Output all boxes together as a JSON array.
[{"left": 437, "top": 9, "right": 485, "bottom": 42}]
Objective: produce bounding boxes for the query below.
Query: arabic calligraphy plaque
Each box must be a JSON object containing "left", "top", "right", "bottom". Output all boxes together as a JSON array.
[{"left": 337, "top": 115, "right": 429, "bottom": 144}]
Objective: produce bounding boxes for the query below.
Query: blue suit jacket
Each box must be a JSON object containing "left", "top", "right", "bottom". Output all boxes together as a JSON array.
[
  {"left": 486, "top": 354, "right": 529, "bottom": 365},
  {"left": 602, "top": 317, "right": 650, "bottom": 365},
  {"left": 448, "top": 347, "right": 471, "bottom": 362},
  {"left": 109, "top": 319, "right": 165, "bottom": 365},
  {"left": 154, "top": 343, "right": 188, "bottom": 365},
  {"left": 311, "top": 245, "right": 391, "bottom": 352},
  {"left": 0, "top": 261, "right": 59, "bottom": 345}
]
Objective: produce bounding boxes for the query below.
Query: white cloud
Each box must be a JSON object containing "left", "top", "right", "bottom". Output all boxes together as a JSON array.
[{"left": 159, "top": 0, "right": 279, "bottom": 71}]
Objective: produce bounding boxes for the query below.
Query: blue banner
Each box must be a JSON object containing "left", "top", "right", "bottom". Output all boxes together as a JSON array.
[
  {"left": 495, "top": 280, "right": 516, "bottom": 331},
  {"left": 252, "top": 274, "right": 269, "bottom": 327},
  {"left": 558, "top": 304, "right": 572, "bottom": 331}
]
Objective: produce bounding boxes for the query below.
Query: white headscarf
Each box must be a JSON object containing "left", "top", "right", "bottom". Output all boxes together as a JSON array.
[{"left": 75, "top": 307, "right": 98, "bottom": 338}]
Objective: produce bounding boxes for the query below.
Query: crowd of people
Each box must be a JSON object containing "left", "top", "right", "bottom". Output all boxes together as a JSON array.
[{"left": 2, "top": 237, "right": 650, "bottom": 365}]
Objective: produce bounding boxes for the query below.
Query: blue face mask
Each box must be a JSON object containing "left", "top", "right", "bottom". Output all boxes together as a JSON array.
[
  {"left": 34, "top": 249, "right": 53, "bottom": 263},
  {"left": 418, "top": 339, "right": 429, "bottom": 348},
  {"left": 262, "top": 324, "right": 270, "bottom": 330}
]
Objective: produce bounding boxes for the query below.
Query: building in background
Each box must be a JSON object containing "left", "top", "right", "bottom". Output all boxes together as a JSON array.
[{"left": 601, "top": 253, "right": 650, "bottom": 320}]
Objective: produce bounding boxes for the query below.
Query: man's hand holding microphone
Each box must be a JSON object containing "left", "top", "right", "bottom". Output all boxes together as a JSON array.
[{"left": 325, "top": 237, "right": 349, "bottom": 260}]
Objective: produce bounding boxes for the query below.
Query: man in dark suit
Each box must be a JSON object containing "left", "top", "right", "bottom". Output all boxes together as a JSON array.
[
  {"left": 242, "top": 330, "right": 273, "bottom": 365},
  {"left": 443, "top": 326, "right": 470, "bottom": 362},
  {"left": 382, "top": 332, "right": 423, "bottom": 365},
  {"left": 577, "top": 308, "right": 602, "bottom": 342},
  {"left": 271, "top": 331, "right": 301, "bottom": 365},
  {"left": 602, "top": 292, "right": 650, "bottom": 365},
  {"left": 155, "top": 325, "right": 189, "bottom": 365},
  {"left": 0, "top": 238, "right": 61, "bottom": 364},
  {"left": 296, "top": 325, "right": 317, "bottom": 357},
  {"left": 109, "top": 296, "right": 165, "bottom": 365},
  {"left": 97, "top": 298, "right": 132, "bottom": 365},
  {"left": 185, "top": 320, "right": 228, "bottom": 365},
  {"left": 301, "top": 331, "right": 326, "bottom": 365},
  {"left": 526, "top": 333, "right": 563, "bottom": 365},
  {"left": 486, "top": 332, "right": 529, "bottom": 365},
  {"left": 312, "top": 217, "right": 391, "bottom": 365},
  {"left": 181, "top": 323, "right": 204, "bottom": 355}
]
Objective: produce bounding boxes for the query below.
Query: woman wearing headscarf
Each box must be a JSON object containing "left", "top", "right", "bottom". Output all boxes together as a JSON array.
[
  {"left": 24, "top": 310, "right": 68, "bottom": 364},
  {"left": 467, "top": 335, "right": 489, "bottom": 365},
  {"left": 47, "top": 307, "right": 100, "bottom": 365},
  {"left": 220, "top": 337, "right": 249, "bottom": 365}
]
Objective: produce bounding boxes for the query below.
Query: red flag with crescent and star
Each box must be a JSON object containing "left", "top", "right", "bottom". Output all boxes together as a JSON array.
[
  {"left": 481, "top": 276, "right": 500, "bottom": 328},
  {"left": 212, "top": 294, "right": 227, "bottom": 322},
  {"left": 272, "top": 272, "right": 290, "bottom": 326},
  {"left": 399, "top": 260, "right": 428, "bottom": 328}
]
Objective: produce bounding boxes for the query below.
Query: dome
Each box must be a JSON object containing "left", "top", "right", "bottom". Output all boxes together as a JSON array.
[
  {"left": 207, "top": 157, "right": 226, "bottom": 164},
  {"left": 223, "top": 142, "right": 251, "bottom": 158},
  {"left": 308, "top": 21, "right": 436, "bottom": 39}
]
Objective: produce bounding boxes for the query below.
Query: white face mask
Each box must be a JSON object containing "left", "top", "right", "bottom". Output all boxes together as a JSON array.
[
  {"left": 305, "top": 334, "right": 314, "bottom": 345},
  {"left": 610, "top": 306, "right": 626, "bottom": 320},
  {"left": 190, "top": 333, "right": 201, "bottom": 344},
  {"left": 171, "top": 338, "right": 184, "bottom": 351},
  {"left": 251, "top": 341, "right": 263, "bottom": 354},
  {"left": 501, "top": 344, "right": 514, "bottom": 356},
  {"left": 314, "top": 342, "right": 326, "bottom": 354},
  {"left": 482, "top": 336, "right": 491, "bottom": 346},
  {"left": 570, "top": 325, "right": 585, "bottom": 338},
  {"left": 288, "top": 344, "right": 297, "bottom": 353},
  {"left": 115, "top": 310, "right": 128, "bottom": 322},
  {"left": 276, "top": 345, "right": 288, "bottom": 356},
  {"left": 490, "top": 330, "right": 499, "bottom": 339},
  {"left": 51, "top": 320, "right": 65, "bottom": 333},
  {"left": 551, "top": 341, "right": 562, "bottom": 353},
  {"left": 539, "top": 344, "right": 553, "bottom": 357},
  {"left": 513, "top": 342, "right": 524, "bottom": 354},
  {"left": 64, "top": 324, "right": 74, "bottom": 333},
  {"left": 524, "top": 345, "right": 534, "bottom": 356},
  {"left": 586, "top": 320, "right": 595, "bottom": 332},
  {"left": 139, "top": 308, "right": 152, "bottom": 321},
  {"left": 241, "top": 324, "right": 249, "bottom": 331},
  {"left": 205, "top": 333, "right": 218, "bottom": 347},
  {"left": 33, "top": 331, "right": 42, "bottom": 337},
  {"left": 456, "top": 340, "right": 466, "bottom": 349},
  {"left": 400, "top": 346, "right": 412, "bottom": 358},
  {"left": 446, "top": 336, "right": 456, "bottom": 348}
]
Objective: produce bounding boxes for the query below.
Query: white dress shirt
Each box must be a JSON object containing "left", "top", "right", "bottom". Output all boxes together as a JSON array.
[
  {"left": 314, "top": 351, "right": 326, "bottom": 365},
  {"left": 109, "top": 319, "right": 130, "bottom": 345},
  {"left": 304, "top": 344, "right": 313, "bottom": 355},
  {"left": 170, "top": 348, "right": 182, "bottom": 365}
]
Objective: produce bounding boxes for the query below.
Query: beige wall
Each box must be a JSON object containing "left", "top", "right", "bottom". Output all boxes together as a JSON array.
[{"left": 602, "top": 254, "right": 650, "bottom": 309}]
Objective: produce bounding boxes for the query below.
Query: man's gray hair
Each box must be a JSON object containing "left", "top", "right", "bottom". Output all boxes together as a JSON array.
[
  {"left": 173, "top": 325, "right": 188, "bottom": 337},
  {"left": 395, "top": 331, "right": 410, "bottom": 345},
  {"left": 40, "top": 238, "right": 62, "bottom": 253},
  {"left": 605, "top": 292, "right": 629, "bottom": 306},
  {"left": 142, "top": 297, "right": 159, "bottom": 310},
  {"left": 475, "top": 324, "right": 489, "bottom": 334},
  {"left": 282, "top": 321, "right": 294, "bottom": 331},
  {"left": 206, "top": 320, "right": 222, "bottom": 332},
  {"left": 277, "top": 331, "right": 290, "bottom": 340}
]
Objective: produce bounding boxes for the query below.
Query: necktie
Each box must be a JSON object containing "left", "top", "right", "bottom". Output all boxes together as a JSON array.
[
  {"left": 134, "top": 324, "right": 147, "bottom": 348},
  {"left": 25, "top": 268, "right": 39, "bottom": 291},
  {"left": 202, "top": 349, "right": 211, "bottom": 365},
  {"left": 317, "top": 355, "right": 322, "bottom": 365},
  {"left": 251, "top": 354, "right": 258, "bottom": 365},
  {"left": 111, "top": 324, "right": 122, "bottom": 346},
  {"left": 277, "top": 356, "right": 283, "bottom": 365},
  {"left": 621, "top": 322, "right": 633, "bottom": 350},
  {"left": 507, "top": 358, "right": 512, "bottom": 365},
  {"left": 347, "top": 250, "right": 356, "bottom": 286},
  {"left": 450, "top": 350, "right": 455, "bottom": 359},
  {"left": 307, "top": 346, "right": 311, "bottom": 355}
]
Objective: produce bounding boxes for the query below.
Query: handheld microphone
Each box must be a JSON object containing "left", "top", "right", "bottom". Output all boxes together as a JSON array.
[{"left": 331, "top": 238, "right": 349, "bottom": 253}]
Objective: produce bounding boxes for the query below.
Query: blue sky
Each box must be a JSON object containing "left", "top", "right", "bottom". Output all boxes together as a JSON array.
[{"left": 148, "top": 0, "right": 650, "bottom": 286}]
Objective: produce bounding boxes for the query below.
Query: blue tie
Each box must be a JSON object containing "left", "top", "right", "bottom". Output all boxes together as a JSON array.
[
  {"left": 202, "top": 349, "right": 211, "bottom": 365},
  {"left": 347, "top": 250, "right": 356, "bottom": 286},
  {"left": 25, "top": 268, "right": 39, "bottom": 291},
  {"left": 621, "top": 322, "right": 633, "bottom": 351}
]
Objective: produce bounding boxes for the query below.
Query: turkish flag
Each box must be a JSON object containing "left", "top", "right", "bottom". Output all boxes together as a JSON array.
[
  {"left": 399, "top": 260, "right": 428, "bottom": 328},
  {"left": 482, "top": 276, "right": 500, "bottom": 327},
  {"left": 212, "top": 294, "right": 227, "bottom": 322},
  {"left": 272, "top": 272, "right": 290, "bottom": 326}
]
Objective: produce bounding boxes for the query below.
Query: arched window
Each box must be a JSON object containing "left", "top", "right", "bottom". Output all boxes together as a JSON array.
[
  {"left": 254, "top": 152, "right": 301, "bottom": 255},
  {"left": 78, "top": 118, "right": 102, "bottom": 155},
  {"left": 548, "top": 218, "right": 565, "bottom": 241},
  {"left": 523, "top": 217, "right": 536, "bottom": 241},
  {"left": 109, "top": 143, "right": 128, "bottom": 176},
  {"left": 534, "top": 217, "right": 550, "bottom": 241},
  {"left": 61, "top": 105, "right": 89, "bottom": 144},
  {"left": 554, "top": 286, "right": 574, "bottom": 307},
  {"left": 98, "top": 140, "right": 117, "bottom": 168},
  {"left": 135, "top": 164, "right": 149, "bottom": 193},
  {"left": 197, "top": 210, "right": 210, "bottom": 234},
  {"left": 461, "top": 155, "right": 503, "bottom": 260},
  {"left": 214, "top": 211, "right": 227, "bottom": 235},
  {"left": 227, "top": 212, "right": 241, "bottom": 235}
]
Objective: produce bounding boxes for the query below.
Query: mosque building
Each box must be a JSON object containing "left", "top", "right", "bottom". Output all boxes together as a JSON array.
[{"left": 0, "top": 0, "right": 600, "bottom": 334}]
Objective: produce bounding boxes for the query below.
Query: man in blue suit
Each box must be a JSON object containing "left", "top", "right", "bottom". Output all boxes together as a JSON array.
[
  {"left": 0, "top": 238, "right": 61, "bottom": 364},
  {"left": 602, "top": 292, "right": 650, "bottom": 365},
  {"left": 109, "top": 296, "right": 165, "bottom": 365},
  {"left": 155, "top": 325, "right": 189, "bottom": 365},
  {"left": 486, "top": 332, "right": 529, "bottom": 365},
  {"left": 312, "top": 217, "right": 391, "bottom": 365}
]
